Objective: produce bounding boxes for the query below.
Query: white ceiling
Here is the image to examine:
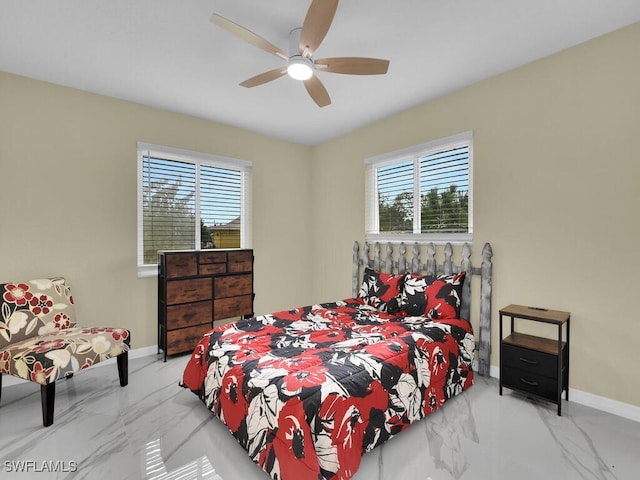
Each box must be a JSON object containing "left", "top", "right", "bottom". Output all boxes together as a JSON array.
[{"left": 2, "top": 1, "right": 639, "bottom": 146}]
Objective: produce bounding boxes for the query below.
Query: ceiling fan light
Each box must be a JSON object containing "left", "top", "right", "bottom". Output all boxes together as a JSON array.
[{"left": 287, "top": 56, "right": 313, "bottom": 81}]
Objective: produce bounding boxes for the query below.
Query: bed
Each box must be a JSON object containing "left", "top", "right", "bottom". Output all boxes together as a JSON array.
[{"left": 181, "top": 241, "right": 493, "bottom": 480}]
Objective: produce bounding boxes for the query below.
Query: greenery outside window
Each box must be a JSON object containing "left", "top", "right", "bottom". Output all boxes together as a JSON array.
[
  {"left": 137, "top": 143, "right": 251, "bottom": 277},
  {"left": 365, "top": 131, "right": 472, "bottom": 243}
]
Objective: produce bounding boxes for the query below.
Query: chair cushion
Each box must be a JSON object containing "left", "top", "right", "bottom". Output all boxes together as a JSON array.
[
  {"left": 1, "top": 278, "right": 77, "bottom": 350},
  {"left": 0, "top": 327, "right": 130, "bottom": 385}
]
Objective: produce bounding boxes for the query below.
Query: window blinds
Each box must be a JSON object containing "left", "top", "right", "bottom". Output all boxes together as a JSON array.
[
  {"left": 141, "top": 155, "right": 197, "bottom": 264},
  {"left": 419, "top": 145, "right": 469, "bottom": 233},
  {"left": 137, "top": 143, "right": 251, "bottom": 275},
  {"left": 365, "top": 131, "right": 472, "bottom": 239}
]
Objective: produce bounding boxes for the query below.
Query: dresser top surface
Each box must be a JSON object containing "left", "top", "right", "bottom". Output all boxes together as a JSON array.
[{"left": 159, "top": 248, "right": 252, "bottom": 254}]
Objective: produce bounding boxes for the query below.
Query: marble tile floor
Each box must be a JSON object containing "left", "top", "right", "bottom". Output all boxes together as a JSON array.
[{"left": 1, "top": 354, "right": 638, "bottom": 480}]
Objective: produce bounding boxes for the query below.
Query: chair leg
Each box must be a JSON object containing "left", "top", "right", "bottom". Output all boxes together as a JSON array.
[
  {"left": 117, "top": 351, "right": 128, "bottom": 387},
  {"left": 41, "top": 382, "right": 55, "bottom": 427}
]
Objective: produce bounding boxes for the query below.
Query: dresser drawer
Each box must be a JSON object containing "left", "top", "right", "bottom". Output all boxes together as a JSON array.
[
  {"left": 502, "top": 366, "right": 558, "bottom": 402},
  {"left": 166, "top": 324, "right": 212, "bottom": 356},
  {"left": 214, "top": 294, "right": 253, "bottom": 320},
  {"left": 166, "top": 278, "right": 212, "bottom": 305},
  {"left": 199, "top": 251, "right": 228, "bottom": 275},
  {"left": 214, "top": 274, "right": 252, "bottom": 298},
  {"left": 167, "top": 301, "right": 212, "bottom": 329},
  {"left": 228, "top": 251, "right": 253, "bottom": 273},
  {"left": 199, "top": 263, "right": 227, "bottom": 275},
  {"left": 165, "top": 253, "right": 197, "bottom": 278},
  {"left": 502, "top": 344, "right": 558, "bottom": 378},
  {"left": 199, "top": 251, "right": 227, "bottom": 264}
]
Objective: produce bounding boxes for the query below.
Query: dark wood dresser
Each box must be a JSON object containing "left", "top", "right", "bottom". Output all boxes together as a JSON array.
[{"left": 157, "top": 249, "right": 254, "bottom": 361}]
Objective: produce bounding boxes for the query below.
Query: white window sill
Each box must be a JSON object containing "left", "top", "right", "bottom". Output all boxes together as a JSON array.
[
  {"left": 364, "top": 232, "right": 473, "bottom": 245},
  {"left": 137, "top": 264, "right": 158, "bottom": 278}
]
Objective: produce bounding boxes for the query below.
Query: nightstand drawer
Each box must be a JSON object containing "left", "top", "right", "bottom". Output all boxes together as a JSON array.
[
  {"left": 502, "top": 367, "right": 558, "bottom": 402},
  {"left": 502, "top": 344, "right": 557, "bottom": 378}
]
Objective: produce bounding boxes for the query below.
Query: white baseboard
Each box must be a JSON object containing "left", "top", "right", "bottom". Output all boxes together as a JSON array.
[
  {"left": 567, "top": 389, "right": 640, "bottom": 423},
  {"left": 489, "top": 365, "right": 640, "bottom": 423}
]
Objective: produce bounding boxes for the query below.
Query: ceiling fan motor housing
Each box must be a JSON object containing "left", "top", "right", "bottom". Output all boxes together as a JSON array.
[{"left": 287, "top": 55, "right": 314, "bottom": 80}]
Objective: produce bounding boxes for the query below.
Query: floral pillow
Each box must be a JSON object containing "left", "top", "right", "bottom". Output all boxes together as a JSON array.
[
  {"left": 401, "top": 271, "right": 466, "bottom": 319},
  {"left": 358, "top": 267, "right": 405, "bottom": 314},
  {"left": 0, "top": 278, "right": 76, "bottom": 350}
]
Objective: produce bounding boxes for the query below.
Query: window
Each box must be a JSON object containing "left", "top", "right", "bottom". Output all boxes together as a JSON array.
[
  {"left": 365, "top": 131, "right": 472, "bottom": 242},
  {"left": 137, "top": 143, "right": 251, "bottom": 277}
]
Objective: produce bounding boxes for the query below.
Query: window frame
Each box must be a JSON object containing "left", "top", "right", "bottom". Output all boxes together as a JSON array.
[
  {"left": 365, "top": 131, "right": 473, "bottom": 244},
  {"left": 136, "top": 142, "right": 252, "bottom": 278}
]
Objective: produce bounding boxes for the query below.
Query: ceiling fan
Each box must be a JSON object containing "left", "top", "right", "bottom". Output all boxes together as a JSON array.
[{"left": 211, "top": 0, "right": 390, "bottom": 107}]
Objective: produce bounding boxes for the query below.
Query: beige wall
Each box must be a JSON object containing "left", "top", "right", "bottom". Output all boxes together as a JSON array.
[
  {"left": 0, "top": 71, "right": 313, "bottom": 352},
  {"left": 310, "top": 22, "right": 640, "bottom": 407},
  {"left": 2, "top": 21, "right": 639, "bottom": 409}
]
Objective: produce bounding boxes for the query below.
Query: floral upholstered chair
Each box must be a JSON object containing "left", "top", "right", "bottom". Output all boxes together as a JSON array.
[{"left": 0, "top": 277, "right": 130, "bottom": 426}]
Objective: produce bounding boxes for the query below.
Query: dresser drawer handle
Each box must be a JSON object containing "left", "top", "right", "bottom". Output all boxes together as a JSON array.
[
  {"left": 519, "top": 357, "right": 538, "bottom": 365},
  {"left": 520, "top": 378, "right": 539, "bottom": 387},
  {"left": 182, "top": 288, "right": 197, "bottom": 293}
]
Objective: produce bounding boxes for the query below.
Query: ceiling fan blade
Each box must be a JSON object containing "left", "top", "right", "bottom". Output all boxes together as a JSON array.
[
  {"left": 240, "top": 68, "right": 287, "bottom": 88},
  {"left": 303, "top": 75, "right": 331, "bottom": 107},
  {"left": 315, "top": 57, "right": 390, "bottom": 75},
  {"left": 299, "top": 0, "right": 339, "bottom": 56},
  {"left": 211, "top": 14, "right": 289, "bottom": 60}
]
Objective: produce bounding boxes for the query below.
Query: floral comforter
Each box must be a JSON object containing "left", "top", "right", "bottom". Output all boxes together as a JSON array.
[{"left": 181, "top": 299, "right": 475, "bottom": 480}]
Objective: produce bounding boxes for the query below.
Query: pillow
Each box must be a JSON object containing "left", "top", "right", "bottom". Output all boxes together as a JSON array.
[
  {"left": 401, "top": 271, "right": 466, "bottom": 319},
  {"left": 358, "top": 267, "right": 405, "bottom": 314}
]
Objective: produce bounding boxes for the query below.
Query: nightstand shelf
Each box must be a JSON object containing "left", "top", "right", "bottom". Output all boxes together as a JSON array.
[{"left": 499, "top": 304, "right": 570, "bottom": 415}]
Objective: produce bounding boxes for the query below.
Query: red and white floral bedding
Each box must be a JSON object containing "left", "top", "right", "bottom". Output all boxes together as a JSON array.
[{"left": 181, "top": 298, "right": 475, "bottom": 480}]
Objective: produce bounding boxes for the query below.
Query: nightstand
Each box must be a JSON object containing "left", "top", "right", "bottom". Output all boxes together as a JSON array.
[{"left": 499, "top": 304, "right": 570, "bottom": 415}]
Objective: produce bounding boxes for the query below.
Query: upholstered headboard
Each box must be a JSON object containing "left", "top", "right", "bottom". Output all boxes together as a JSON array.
[{"left": 352, "top": 241, "right": 493, "bottom": 376}]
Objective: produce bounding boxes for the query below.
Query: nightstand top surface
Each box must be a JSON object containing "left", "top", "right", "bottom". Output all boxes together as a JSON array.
[{"left": 499, "top": 304, "right": 570, "bottom": 324}]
